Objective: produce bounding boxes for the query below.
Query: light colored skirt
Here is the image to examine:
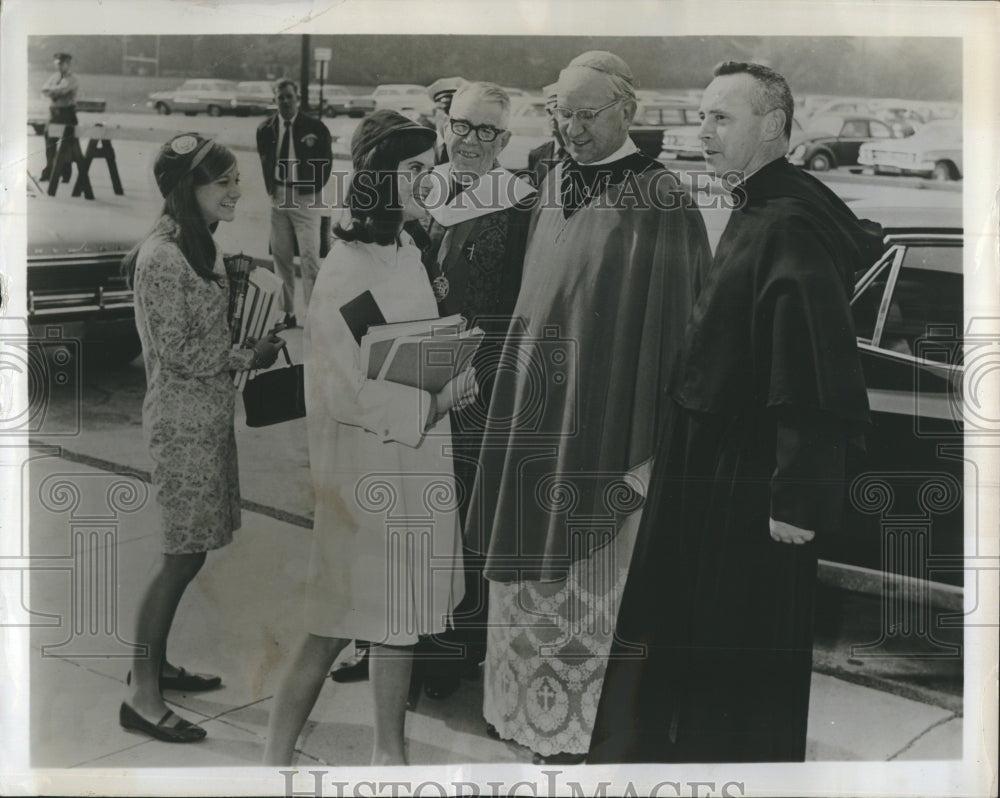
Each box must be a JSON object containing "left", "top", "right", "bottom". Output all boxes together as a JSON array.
[{"left": 482, "top": 510, "right": 641, "bottom": 756}]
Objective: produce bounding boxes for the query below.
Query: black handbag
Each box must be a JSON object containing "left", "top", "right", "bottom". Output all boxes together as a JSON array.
[{"left": 242, "top": 346, "right": 306, "bottom": 427}]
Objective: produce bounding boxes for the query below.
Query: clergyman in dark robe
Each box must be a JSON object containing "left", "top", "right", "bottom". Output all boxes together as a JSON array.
[
  {"left": 465, "top": 51, "right": 711, "bottom": 763},
  {"left": 589, "top": 61, "right": 884, "bottom": 764},
  {"left": 412, "top": 81, "right": 536, "bottom": 701}
]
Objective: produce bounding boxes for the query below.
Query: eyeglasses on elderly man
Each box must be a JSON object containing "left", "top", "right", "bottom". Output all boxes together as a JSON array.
[
  {"left": 448, "top": 118, "right": 506, "bottom": 143},
  {"left": 553, "top": 98, "right": 626, "bottom": 124}
]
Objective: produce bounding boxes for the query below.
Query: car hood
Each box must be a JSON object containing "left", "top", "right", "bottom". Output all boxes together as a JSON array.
[{"left": 28, "top": 196, "right": 140, "bottom": 257}]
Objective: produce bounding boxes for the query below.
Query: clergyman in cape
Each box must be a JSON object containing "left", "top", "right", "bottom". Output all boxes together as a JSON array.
[
  {"left": 589, "top": 61, "right": 884, "bottom": 764},
  {"left": 465, "top": 51, "right": 712, "bottom": 762}
]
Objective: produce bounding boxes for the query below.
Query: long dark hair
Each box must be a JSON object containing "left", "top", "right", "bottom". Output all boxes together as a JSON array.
[
  {"left": 335, "top": 126, "right": 435, "bottom": 246},
  {"left": 122, "top": 142, "right": 237, "bottom": 286}
]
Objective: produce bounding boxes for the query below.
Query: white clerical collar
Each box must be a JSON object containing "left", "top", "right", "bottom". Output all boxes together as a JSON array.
[
  {"left": 425, "top": 162, "right": 536, "bottom": 227},
  {"left": 579, "top": 137, "right": 639, "bottom": 166}
]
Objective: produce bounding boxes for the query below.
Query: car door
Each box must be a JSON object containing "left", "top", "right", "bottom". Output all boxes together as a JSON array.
[
  {"left": 842, "top": 232, "right": 964, "bottom": 584},
  {"left": 174, "top": 80, "right": 202, "bottom": 111},
  {"left": 835, "top": 118, "right": 872, "bottom": 165}
]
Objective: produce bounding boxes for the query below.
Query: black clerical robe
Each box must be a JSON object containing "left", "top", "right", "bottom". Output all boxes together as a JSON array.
[
  {"left": 465, "top": 152, "right": 712, "bottom": 582},
  {"left": 588, "top": 157, "right": 884, "bottom": 764}
]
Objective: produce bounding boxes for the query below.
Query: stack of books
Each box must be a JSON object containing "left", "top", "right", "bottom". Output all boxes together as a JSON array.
[
  {"left": 225, "top": 256, "right": 284, "bottom": 389},
  {"left": 360, "top": 313, "right": 483, "bottom": 393}
]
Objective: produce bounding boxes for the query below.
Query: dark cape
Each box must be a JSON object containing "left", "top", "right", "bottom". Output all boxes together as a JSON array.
[
  {"left": 465, "top": 152, "right": 712, "bottom": 583},
  {"left": 588, "top": 157, "right": 885, "bottom": 763}
]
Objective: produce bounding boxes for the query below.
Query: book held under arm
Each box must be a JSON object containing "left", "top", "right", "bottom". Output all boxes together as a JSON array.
[{"left": 360, "top": 314, "right": 484, "bottom": 394}]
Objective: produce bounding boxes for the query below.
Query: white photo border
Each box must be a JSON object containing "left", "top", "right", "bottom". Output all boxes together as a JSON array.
[{"left": 1, "top": 1, "right": 997, "bottom": 796}]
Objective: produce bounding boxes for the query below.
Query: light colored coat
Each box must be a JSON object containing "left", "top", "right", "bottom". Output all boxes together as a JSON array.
[{"left": 302, "top": 235, "right": 464, "bottom": 645}]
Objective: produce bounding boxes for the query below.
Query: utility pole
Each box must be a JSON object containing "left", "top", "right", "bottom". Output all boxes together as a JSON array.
[{"left": 300, "top": 35, "right": 311, "bottom": 111}]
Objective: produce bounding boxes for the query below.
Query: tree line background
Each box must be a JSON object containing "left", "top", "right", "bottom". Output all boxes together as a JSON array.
[{"left": 29, "top": 34, "right": 961, "bottom": 100}]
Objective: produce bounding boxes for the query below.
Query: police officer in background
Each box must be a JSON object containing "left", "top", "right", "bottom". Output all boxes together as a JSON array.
[{"left": 40, "top": 52, "right": 79, "bottom": 182}]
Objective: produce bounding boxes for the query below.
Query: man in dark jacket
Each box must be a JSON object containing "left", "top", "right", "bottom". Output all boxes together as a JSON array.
[
  {"left": 256, "top": 80, "right": 333, "bottom": 327},
  {"left": 589, "top": 61, "right": 884, "bottom": 764}
]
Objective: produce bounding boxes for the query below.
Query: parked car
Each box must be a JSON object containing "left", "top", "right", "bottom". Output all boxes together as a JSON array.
[
  {"left": 788, "top": 114, "right": 901, "bottom": 172},
  {"left": 834, "top": 201, "right": 964, "bottom": 588},
  {"left": 146, "top": 79, "right": 244, "bottom": 116},
  {"left": 234, "top": 81, "right": 277, "bottom": 115},
  {"left": 660, "top": 115, "right": 805, "bottom": 161},
  {"left": 25, "top": 172, "right": 144, "bottom": 367},
  {"left": 307, "top": 85, "right": 373, "bottom": 117},
  {"left": 836, "top": 202, "right": 966, "bottom": 586},
  {"left": 806, "top": 98, "right": 881, "bottom": 120},
  {"left": 370, "top": 84, "right": 432, "bottom": 118},
  {"left": 628, "top": 101, "right": 700, "bottom": 160},
  {"left": 858, "top": 120, "right": 963, "bottom": 181},
  {"left": 28, "top": 97, "right": 108, "bottom": 135}
]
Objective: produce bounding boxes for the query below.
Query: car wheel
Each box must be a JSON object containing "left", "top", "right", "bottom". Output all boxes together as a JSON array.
[
  {"left": 207, "top": 105, "right": 222, "bottom": 117},
  {"left": 155, "top": 102, "right": 171, "bottom": 115},
  {"left": 807, "top": 152, "right": 833, "bottom": 171},
  {"left": 931, "top": 160, "right": 957, "bottom": 181}
]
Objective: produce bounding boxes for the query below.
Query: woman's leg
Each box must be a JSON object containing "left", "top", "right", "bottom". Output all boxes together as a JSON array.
[
  {"left": 263, "top": 633, "right": 349, "bottom": 765},
  {"left": 126, "top": 551, "right": 206, "bottom": 723},
  {"left": 370, "top": 644, "right": 414, "bottom": 765}
]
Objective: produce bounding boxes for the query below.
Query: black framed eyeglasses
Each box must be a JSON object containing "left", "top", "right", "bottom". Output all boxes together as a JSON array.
[
  {"left": 553, "top": 98, "right": 623, "bottom": 124},
  {"left": 449, "top": 118, "right": 505, "bottom": 142}
]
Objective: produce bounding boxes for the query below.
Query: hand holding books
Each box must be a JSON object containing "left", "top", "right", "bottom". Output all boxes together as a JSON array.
[
  {"left": 426, "top": 366, "right": 479, "bottom": 430},
  {"left": 223, "top": 255, "right": 286, "bottom": 388},
  {"left": 359, "top": 314, "right": 484, "bottom": 393},
  {"left": 244, "top": 330, "right": 286, "bottom": 370}
]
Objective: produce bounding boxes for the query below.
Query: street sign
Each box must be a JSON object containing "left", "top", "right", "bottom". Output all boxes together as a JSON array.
[{"left": 314, "top": 47, "right": 332, "bottom": 61}]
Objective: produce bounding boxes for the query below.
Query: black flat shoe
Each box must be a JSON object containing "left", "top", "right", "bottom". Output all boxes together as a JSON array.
[
  {"left": 161, "top": 667, "right": 222, "bottom": 692},
  {"left": 119, "top": 702, "right": 206, "bottom": 743},
  {"left": 485, "top": 723, "right": 500, "bottom": 740},
  {"left": 126, "top": 668, "right": 222, "bottom": 692},
  {"left": 330, "top": 648, "right": 369, "bottom": 683}
]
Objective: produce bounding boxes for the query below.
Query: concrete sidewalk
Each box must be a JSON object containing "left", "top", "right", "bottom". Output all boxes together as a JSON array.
[{"left": 20, "top": 454, "right": 961, "bottom": 769}]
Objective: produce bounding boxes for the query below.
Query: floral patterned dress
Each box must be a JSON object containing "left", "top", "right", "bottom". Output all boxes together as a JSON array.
[{"left": 133, "top": 216, "right": 255, "bottom": 555}]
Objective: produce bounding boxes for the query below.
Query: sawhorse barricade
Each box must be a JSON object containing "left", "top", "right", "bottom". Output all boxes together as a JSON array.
[{"left": 46, "top": 123, "right": 124, "bottom": 200}]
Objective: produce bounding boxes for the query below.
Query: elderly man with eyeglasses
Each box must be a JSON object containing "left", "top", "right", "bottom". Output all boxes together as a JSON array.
[
  {"left": 465, "top": 51, "right": 711, "bottom": 763},
  {"left": 408, "top": 81, "right": 537, "bottom": 703}
]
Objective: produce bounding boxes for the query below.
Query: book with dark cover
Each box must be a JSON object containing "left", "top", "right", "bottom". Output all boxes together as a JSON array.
[{"left": 340, "top": 290, "right": 387, "bottom": 345}]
